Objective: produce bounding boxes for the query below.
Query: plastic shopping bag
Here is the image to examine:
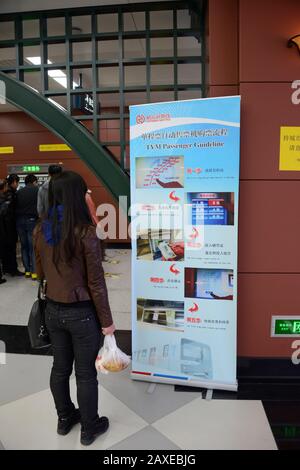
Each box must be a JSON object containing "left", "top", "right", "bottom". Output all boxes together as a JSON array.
[{"left": 95, "top": 334, "right": 130, "bottom": 374}]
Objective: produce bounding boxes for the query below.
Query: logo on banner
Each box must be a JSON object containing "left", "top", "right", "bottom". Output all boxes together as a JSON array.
[
  {"left": 169, "top": 191, "right": 180, "bottom": 202},
  {"left": 188, "top": 302, "right": 199, "bottom": 313},
  {"left": 170, "top": 264, "right": 180, "bottom": 275},
  {"left": 136, "top": 114, "right": 146, "bottom": 124},
  {"left": 291, "top": 80, "right": 300, "bottom": 105},
  {"left": 136, "top": 113, "right": 171, "bottom": 124}
]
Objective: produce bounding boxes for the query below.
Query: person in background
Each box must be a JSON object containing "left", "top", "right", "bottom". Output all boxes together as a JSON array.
[
  {"left": 37, "top": 164, "right": 62, "bottom": 218},
  {"left": 16, "top": 173, "right": 39, "bottom": 280},
  {"left": 2, "top": 174, "right": 23, "bottom": 277},
  {"left": 33, "top": 171, "right": 115, "bottom": 446},
  {"left": 0, "top": 179, "right": 8, "bottom": 284}
]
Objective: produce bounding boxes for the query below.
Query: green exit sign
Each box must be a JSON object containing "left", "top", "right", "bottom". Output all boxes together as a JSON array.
[
  {"left": 271, "top": 316, "right": 300, "bottom": 337},
  {"left": 22, "top": 165, "right": 40, "bottom": 172}
]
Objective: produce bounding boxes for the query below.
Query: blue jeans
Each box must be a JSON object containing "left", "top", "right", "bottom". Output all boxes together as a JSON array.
[
  {"left": 45, "top": 301, "right": 102, "bottom": 431},
  {"left": 16, "top": 216, "right": 37, "bottom": 273}
]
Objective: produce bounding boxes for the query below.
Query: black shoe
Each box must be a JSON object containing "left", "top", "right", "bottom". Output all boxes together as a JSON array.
[
  {"left": 57, "top": 408, "right": 81, "bottom": 436},
  {"left": 80, "top": 417, "right": 109, "bottom": 446},
  {"left": 0, "top": 278, "right": 7, "bottom": 285},
  {"left": 10, "top": 270, "right": 24, "bottom": 277}
]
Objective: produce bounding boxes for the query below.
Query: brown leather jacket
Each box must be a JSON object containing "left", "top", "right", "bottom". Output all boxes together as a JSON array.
[{"left": 33, "top": 223, "right": 113, "bottom": 328}]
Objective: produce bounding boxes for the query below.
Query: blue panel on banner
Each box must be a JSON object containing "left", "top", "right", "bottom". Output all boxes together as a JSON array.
[
  {"left": 153, "top": 374, "right": 188, "bottom": 381},
  {"left": 191, "top": 197, "right": 227, "bottom": 226}
]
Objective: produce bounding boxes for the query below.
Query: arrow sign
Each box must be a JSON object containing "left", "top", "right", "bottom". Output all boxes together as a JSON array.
[
  {"left": 188, "top": 302, "right": 199, "bottom": 313},
  {"left": 189, "top": 227, "right": 199, "bottom": 239},
  {"left": 170, "top": 263, "right": 180, "bottom": 275},
  {"left": 169, "top": 191, "right": 180, "bottom": 202}
]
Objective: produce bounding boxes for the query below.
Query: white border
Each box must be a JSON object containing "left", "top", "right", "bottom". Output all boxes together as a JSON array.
[
  {"left": 130, "top": 95, "right": 241, "bottom": 109},
  {"left": 131, "top": 372, "right": 238, "bottom": 392}
]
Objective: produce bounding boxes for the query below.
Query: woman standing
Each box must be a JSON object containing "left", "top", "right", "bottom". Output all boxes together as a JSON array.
[{"left": 33, "top": 171, "right": 115, "bottom": 446}]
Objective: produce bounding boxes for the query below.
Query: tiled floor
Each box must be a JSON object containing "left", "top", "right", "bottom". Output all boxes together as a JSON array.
[
  {"left": 152, "top": 398, "right": 277, "bottom": 450},
  {"left": 0, "top": 353, "right": 277, "bottom": 450}
]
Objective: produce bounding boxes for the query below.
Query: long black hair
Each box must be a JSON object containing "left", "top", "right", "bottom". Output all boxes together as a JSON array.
[{"left": 48, "top": 170, "right": 93, "bottom": 269}]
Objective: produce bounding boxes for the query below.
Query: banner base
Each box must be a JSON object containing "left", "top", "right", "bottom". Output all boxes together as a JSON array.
[{"left": 131, "top": 372, "right": 238, "bottom": 392}]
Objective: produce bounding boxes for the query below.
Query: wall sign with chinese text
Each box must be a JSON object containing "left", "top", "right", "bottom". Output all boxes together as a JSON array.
[{"left": 279, "top": 127, "right": 300, "bottom": 171}]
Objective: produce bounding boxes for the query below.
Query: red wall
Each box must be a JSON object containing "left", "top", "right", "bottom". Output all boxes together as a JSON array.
[
  {"left": 0, "top": 112, "right": 129, "bottom": 242},
  {"left": 208, "top": 0, "right": 300, "bottom": 357}
]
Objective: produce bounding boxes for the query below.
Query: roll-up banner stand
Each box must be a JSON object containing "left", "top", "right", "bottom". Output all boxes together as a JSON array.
[{"left": 130, "top": 96, "right": 241, "bottom": 391}]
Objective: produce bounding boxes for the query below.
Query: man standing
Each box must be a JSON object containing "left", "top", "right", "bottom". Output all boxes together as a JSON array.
[
  {"left": 16, "top": 174, "right": 39, "bottom": 280},
  {"left": 37, "top": 164, "right": 62, "bottom": 218},
  {"left": 2, "top": 174, "right": 23, "bottom": 277}
]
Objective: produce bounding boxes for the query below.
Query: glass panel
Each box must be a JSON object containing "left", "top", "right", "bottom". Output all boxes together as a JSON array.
[
  {"left": 177, "top": 36, "right": 201, "bottom": 56},
  {"left": 97, "top": 14, "right": 118, "bottom": 33},
  {"left": 150, "top": 10, "right": 173, "bottom": 30},
  {"left": 151, "top": 64, "right": 173, "bottom": 86},
  {"left": 124, "top": 39, "right": 146, "bottom": 59},
  {"left": 125, "top": 119, "right": 129, "bottom": 142},
  {"left": 72, "top": 67, "right": 93, "bottom": 89},
  {"left": 47, "top": 95, "right": 67, "bottom": 112},
  {"left": 47, "top": 17, "right": 65, "bottom": 37},
  {"left": 78, "top": 119, "right": 94, "bottom": 135},
  {"left": 105, "top": 125, "right": 120, "bottom": 144},
  {"left": 124, "top": 91, "right": 148, "bottom": 107},
  {"left": 72, "top": 41, "right": 92, "bottom": 62},
  {"left": 106, "top": 145, "right": 121, "bottom": 163},
  {"left": 23, "top": 45, "right": 41, "bottom": 66},
  {"left": 178, "top": 63, "right": 202, "bottom": 84},
  {"left": 123, "top": 12, "right": 145, "bottom": 31},
  {"left": 71, "top": 92, "right": 94, "bottom": 116},
  {"left": 71, "top": 15, "right": 91, "bottom": 35},
  {"left": 24, "top": 70, "right": 41, "bottom": 92},
  {"left": 97, "top": 40, "right": 119, "bottom": 61},
  {"left": 98, "top": 66, "right": 119, "bottom": 88},
  {"left": 178, "top": 89, "right": 202, "bottom": 101},
  {"left": 0, "top": 46, "right": 16, "bottom": 67},
  {"left": 97, "top": 92, "right": 120, "bottom": 111},
  {"left": 151, "top": 37, "right": 173, "bottom": 57},
  {"left": 125, "top": 65, "right": 146, "bottom": 87},
  {"left": 177, "top": 9, "right": 191, "bottom": 29},
  {"left": 0, "top": 22, "right": 15, "bottom": 41},
  {"left": 46, "top": 67, "right": 68, "bottom": 91},
  {"left": 47, "top": 42, "right": 66, "bottom": 65},
  {"left": 150, "top": 90, "right": 174, "bottom": 103},
  {"left": 6, "top": 71, "right": 16, "bottom": 79},
  {"left": 23, "top": 19, "right": 40, "bottom": 38}
]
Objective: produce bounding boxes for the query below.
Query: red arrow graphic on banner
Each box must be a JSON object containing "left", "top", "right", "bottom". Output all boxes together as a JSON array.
[
  {"left": 189, "top": 227, "right": 199, "bottom": 239},
  {"left": 188, "top": 302, "right": 199, "bottom": 313},
  {"left": 169, "top": 191, "right": 180, "bottom": 202},
  {"left": 170, "top": 264, "right": 180, "bottom": 275}
]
